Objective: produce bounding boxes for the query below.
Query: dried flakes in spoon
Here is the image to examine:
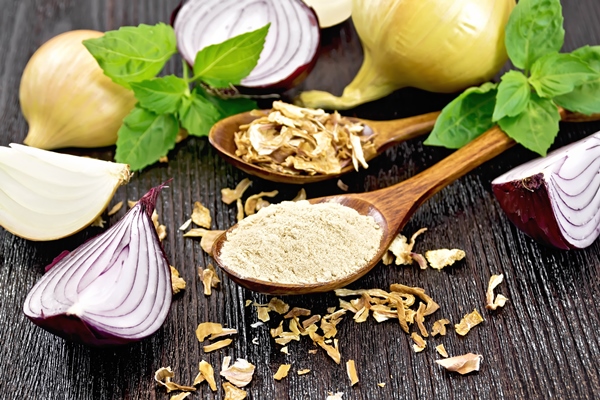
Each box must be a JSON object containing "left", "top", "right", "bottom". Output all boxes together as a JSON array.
[
  {"left": 191, "top": 201, "right": 212, "bottom": 228},
  {"left": 154, "top": 367, "right": 196, "bottom": 393},
  {"left": 234, "top": 101, "right": 376, "bottom": 176},
  {"left": 486, "top": 273, "right": 508, "bottom": 310},
  {"left": 455, "top": 309, "right": 484, "bottom": 336},
  {"left": 436, "top": 353, "right": 483, "bottom": 375}
]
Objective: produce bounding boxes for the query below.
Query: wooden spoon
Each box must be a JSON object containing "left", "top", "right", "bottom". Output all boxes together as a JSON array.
[
  {"left": 211, "top": 108, "right": 600, "bottom": 295},
  {"left": 208, "top": 110, "right": 440, "bottom": 184}
]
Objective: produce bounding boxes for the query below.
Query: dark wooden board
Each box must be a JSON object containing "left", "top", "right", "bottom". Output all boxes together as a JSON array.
[{"left": 1, "top": 1, "right": 600, "bottom": 399}]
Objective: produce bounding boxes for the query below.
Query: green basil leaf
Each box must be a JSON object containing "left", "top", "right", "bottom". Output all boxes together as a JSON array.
[
  {"left": 529, "top": 53, "right": 597, "bottom": 98},
  {"left": 554, "top": 46, "right": 600, "bottom": 114},
  {"left": 504, "top": 0, "right": 564, "bottom": 71},
  {"left": 130, "top": 76, "right": 189, "bottom": 115},
  {"left": 178, "top": 90, "right": 221, "bottom": 137},
  {"left": 492, "top": 71, "right": 531, "bottom": 122},
  {"left": 193, "top": 24, "right": 270, "bottom": 88},
  {"left": 115, "top": 106, "right": 179, "bottom": 170},
  {"left": 497, "top": 93, "right": 560, "bottom": 156},
  {"left": 83, "top": 23, "right": 177, "bottom": 88},
  {"left": 424, "top": 82, "right": 497, "bottom": 149}
]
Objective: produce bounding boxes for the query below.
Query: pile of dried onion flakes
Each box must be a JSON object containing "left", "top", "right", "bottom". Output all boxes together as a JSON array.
[{"left": 234, "top": 101, "right": 376, "bottom": 175}]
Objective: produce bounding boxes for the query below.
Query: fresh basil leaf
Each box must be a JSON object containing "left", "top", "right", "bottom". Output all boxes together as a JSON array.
[
  {"left": 83, "top": 23, "right": 177, "bottom": 88},
  {"left": 424, "top": 82, "right": 497, "bottom": 149},
  {"left": 130, "top": 76, "right": 189, "bottom": 114},
  {"left": 554, "top": 46, "right": 600, "bottom": 114},
  {"left": 178, "top": 90, "right": 221, "bottom": 137},
  {"left": 504, "top": 0, "right": 564, "bottom": 71},
  {"left": 115, "top": 106, "right": 179, "bottom": 170},
  {"left": 497, "top": 93, "right": 560, "bottom": 156},
  {"left": 193, "top": 24, "right": 270, "bottom": 88},
  {"left": 529, "top": 53, "right": 597, "bottom": 98},
  {"left": 493, "top": 71, "right": 531, "bottom": 122}
]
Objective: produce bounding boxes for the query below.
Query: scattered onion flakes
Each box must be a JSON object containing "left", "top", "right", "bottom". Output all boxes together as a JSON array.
[
  {"left": 198, "top": 263, "right": 220, "bottom": 295},
  {"left": 179, "top": 218, "right": 192, "bottom": 231},
  {"left": 274, "top": 364, "right": 291, "bottom": 381},
  {"left": 151, "top": 210, "right": 167, "bottom": 241},
  {"left": 191, "top": 201, "right": 211, "bottom": 228},
  {"left": 170, "top": 266, "right": 186, "bottom": 294},
  {"left": 107, "top": 201, "right": 123, "bottom": 216},
  {"left": 337, "top": 179, "right": 349, "bottom": 191},
  {"left": 326, "top": 392, "right": 344, "bottom": 400},
  {"left": 154, "top": 367, "right": 196, "bottom": 393},
  {"left": 193, "top": 360, "right": 217, "bottom": 391},
  {"left": 297, "top": 369, "right": 311, "bottom": 375},
  {"left": 223, "top": 382, "right": 247, "bottom": 400},
  {"left": 221, "top": 178, "right": 252, "bottom": 205},
  {"left": 204, "top": 339, "right": 232, "bottom": 352},
  {"left": 292, "top": 188, "right": 307, "bottom": 201},
  {"left": 425, "top": 248, "right": 466, "bottom": 270},
  {"left": 183, "top": 228, "right": 225, "bottom": 256},
  {"left": 384, "top": 228, "right": 427, "bottom": 266},
  {"left": 455, "top": 309, "right": 484, "bottom": 336},
  {"left": 244, "top": 190, "right": 279, "bottom": 216},
  {"left": 170, "top": 393, "right": 191, "bottom": 400},
  {"left": 234, "top": 101, "right": 376, "bottom": 176},
  {"left": 436, "top": 353, "right": 483, "bottom": 375},
  {"left": 436, "top": 344, "right": 449, "bottom": 358},
  {"left": 411, "top": 332, "right": 426, "bottom": 353},
  {"left": 486, "top": 273, "right": 508, "bottom": 310},
  {"left": 220, "top": 357, "right": 255, "bottom": 387},
  {"left": 346, "top": 360, "right": 359, "bottom": 386},
  {"left": 431, "top": 318, "right": 451, "bottom": 336}
]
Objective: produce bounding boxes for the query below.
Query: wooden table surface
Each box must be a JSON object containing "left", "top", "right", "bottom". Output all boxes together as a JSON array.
[{"left": 2, "top": 1, "right": 600, "bottom": 399}]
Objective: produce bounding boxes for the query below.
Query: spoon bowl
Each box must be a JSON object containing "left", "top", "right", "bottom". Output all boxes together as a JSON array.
[
  {"left": 211, "top": 107, "right": 600, "bottom": 295},
  {"left": 208, "top": 110, "right": 440, "bottom": 184}
]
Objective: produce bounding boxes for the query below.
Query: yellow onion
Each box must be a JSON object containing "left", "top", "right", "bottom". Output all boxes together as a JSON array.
[
  {"left": 299, "top": 0, "right": 515, "bottom": 110},
  {"left": 20, "top": 30, "right": 136, "bottom": 149}
]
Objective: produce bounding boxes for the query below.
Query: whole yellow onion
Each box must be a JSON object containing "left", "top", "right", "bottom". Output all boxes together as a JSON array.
[
  {"left": 299, "top": 0, "right": 516, "bottom": 110},
  {"left": 20, "top": 30, "right": 136, "bottom": 149}
]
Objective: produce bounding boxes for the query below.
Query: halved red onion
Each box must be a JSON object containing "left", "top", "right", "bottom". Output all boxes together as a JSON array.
[
  {"left": 23, "top": 183, "right": 172, "bottom": 346},
  {"left": 492, "top": 132, "right": 600, "bottom": 249},
  {"left": 172, "top": 0, "right": 320, "bottom": 91}
]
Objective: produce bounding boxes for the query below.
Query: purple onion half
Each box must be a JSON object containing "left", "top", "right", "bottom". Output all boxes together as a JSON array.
[
  {"left": 492, "top": 132, "right": 600, "bottom": 250},
  {"left": 172, "top": 0, "right": 320, "bottom": 92},
  {"left": 23, "top": 183, "right": 172, "bottom": 346}
]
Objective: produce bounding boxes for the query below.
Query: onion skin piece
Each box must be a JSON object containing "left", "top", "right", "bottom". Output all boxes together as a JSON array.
[
  {"left": 492, "top": 132, "right": 600, "bottom": 250},
  {"left": 23, "top": 183, "right": 172, "bottom": 347},
  {"left": 171, "top": 0, "right": 320, "bottom": 93}
]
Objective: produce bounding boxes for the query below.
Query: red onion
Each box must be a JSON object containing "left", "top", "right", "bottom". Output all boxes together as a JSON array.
[
  {"left": 172, "top": 0, "right": 320, "bottom": 91},
  {"left": 492, "top": 132, "right": 600, "bottom": 249},
  {"left": 23, "top": 183, "right": 172, "bottom": 346}
]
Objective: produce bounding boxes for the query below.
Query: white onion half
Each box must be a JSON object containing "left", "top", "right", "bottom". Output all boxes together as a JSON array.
[
  {"left": 173, "top": 0, "right": 320, "bottom": 90},
  {"left": 492, "top": 132, "right": 600, "bottom": 249},
  {"left": 0, "top": 144, "right": 130, "bottom": 241}
]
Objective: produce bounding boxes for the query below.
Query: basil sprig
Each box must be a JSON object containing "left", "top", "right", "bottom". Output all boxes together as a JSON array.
[
  {"left": 425, "top": 0, "right": 600, "bottom": 156},
  {"left": 83, "top": 23, "right": 269, "bottom": 170}
]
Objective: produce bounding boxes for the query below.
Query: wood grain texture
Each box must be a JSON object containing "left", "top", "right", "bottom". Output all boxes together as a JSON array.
[{"left": 1, "top": 1, "right": 600, "bottom": 399}]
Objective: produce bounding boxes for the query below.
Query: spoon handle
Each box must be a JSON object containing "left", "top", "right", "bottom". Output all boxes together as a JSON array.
[{"left": 366, "top": 111, "right": 440, "bottom": 152}]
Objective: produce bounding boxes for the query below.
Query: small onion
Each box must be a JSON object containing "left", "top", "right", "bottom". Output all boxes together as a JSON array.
[
  {"left": 20, "top": 30, "right": 137, "bottom": 150},
  {"left": 492, "top": 132, "right": 600, "bottom": 250},
  {"left": 23, "top": 183, "right": 172, "bottom": 346},
  {"left": 172, "top": 0, "right": 320, "bottom": 91}
]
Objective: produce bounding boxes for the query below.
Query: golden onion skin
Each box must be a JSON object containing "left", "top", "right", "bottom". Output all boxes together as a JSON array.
[{"left": 20, "top": 30, "right": 136, "bottom": 149}]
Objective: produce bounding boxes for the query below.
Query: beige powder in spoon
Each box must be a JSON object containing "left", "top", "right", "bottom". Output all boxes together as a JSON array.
[{"left": 219, "top": 200, "right": 382, "bottom": 284}]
